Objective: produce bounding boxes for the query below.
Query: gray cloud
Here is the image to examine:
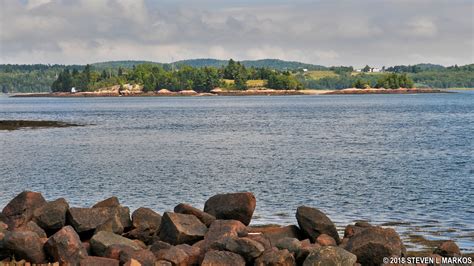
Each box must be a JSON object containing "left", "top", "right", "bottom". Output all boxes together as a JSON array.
[{"left": 0, "top": 0, "right": 473, "bottom": 67}]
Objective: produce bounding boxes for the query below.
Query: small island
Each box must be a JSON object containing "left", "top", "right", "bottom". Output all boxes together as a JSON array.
[
  {"left": 5, "top": 59, "right": 456, "bottom": 98},
  {"left": 0, "top": 120, "right": 82, "bottom": 130}
]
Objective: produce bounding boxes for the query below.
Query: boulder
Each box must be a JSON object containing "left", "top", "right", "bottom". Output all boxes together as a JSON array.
[
  {"left": 275, "top": 237, "right": 302, "bottom": 255},
  {"left": 343, "top": 226, "right": 405, "bottom": 266},
  {"left": 433, "top": 240, "right": 461, "bottom": 257},
  {"left": 90, "top": 231, "right": 142, "bottom": 257},
  {"left": 2, "top": 230, "right": 46, "bottom": 263},
  {"left": 158, "top": 212, "right": 207, "bottom": 245},
  {"left": 204, "top": 192, "right": 256, "bottom": 225},
  {"left": 155, "top": 244, "right": 200, "bottom": 266},
  {"left": 218, "top": 236, "right": 264, "bottom": 262},
  {"left": 296, "top": 206, "right": 340, "bottom": 244},
  {"left": 93, "top": 197, "right": 120, "bottom": 208},
  {"left": 250, "top": 225, "right": 303, "bottom": 245},
  {"left": 155, "top": 260, "right": 173, "bottom": 266},
  {"left": 1, "top": 191, "right": 46, "bottom": 229},
  {"left": 80, "top": 256, "right": 120, "bottom": 266},
  {"left": 255, "top": 248, "right": 296, "bottom": 266},
  {"left": 303, "top": 246, "right": 357, "bottom": 266},
  {"left": 119, "top": 249, "right": 156, "bottom": 266},
  {"left": 124, "top": 207, "right": 162, "bottom": 244},
  {"left": 33, "top": 198, "right": 69, "bottom": 232},
  {"left": 44, "top": 225, "right": 88, "bottom": 265},
  {"left": 150, "top": 240, "right": 172, "bottom": 257},
  {"left": 343, "top": 222, "right": 371, "bottom": 239},
  {"left": 174, "top": 203, "right": 216, "bottom": 227},
  {"left": 201, "top": 220, "right": 248, "bottom": 251},
  {"left": 104, "top": 244, "right": 137, "bottom": 260},
  {"left": 316, "top": 234, "right": 336, "bottom": 246},
  {"left": 247, "top": 233, "right": 272, "bottom": 251},
  {"left": 201, "top": 250, "right": 246, "bottom": 266},
  {"left": 95, "top": 215, "right": 124, "bottom": 235},
  {"left": 15, "top": 220, "right": 47, "bottom": 238},
  {"left": 295, "top": 240, "right": 322, "bottom": 265},
  {"left": 67, "top": 207, "right": 131, "bottom": 234}
]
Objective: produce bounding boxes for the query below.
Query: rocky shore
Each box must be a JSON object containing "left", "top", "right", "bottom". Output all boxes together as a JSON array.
[
  {"left": 9, "top": 88, "right": 449, "bottom": 98},
  {"left": 0, "top": 191, "right": 468, "bottom": 266},
  {"left": 0, "top": 120, "right": 82, "bottom": 131}
]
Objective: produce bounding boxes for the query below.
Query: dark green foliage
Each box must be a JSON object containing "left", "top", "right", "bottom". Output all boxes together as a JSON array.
[
  {"left": 267, "top": 72, "right": 303, "bottom": 90},
  {"left": 362, "top": 65, "right": 371, "bottom": 72}
]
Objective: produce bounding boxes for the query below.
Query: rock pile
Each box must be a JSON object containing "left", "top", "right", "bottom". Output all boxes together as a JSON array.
[{"left": 0, "top": 191, "right": 465, "bottom": 265}]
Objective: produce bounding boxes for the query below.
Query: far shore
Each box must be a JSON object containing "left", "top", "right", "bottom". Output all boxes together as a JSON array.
[{"left": 9, "top": 87, "right": 450, "bottom": 98}]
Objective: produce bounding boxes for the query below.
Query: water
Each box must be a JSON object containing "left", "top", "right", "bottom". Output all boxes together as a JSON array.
[{"left": 1, "top": 93, "right": 473, "bottom": 252}]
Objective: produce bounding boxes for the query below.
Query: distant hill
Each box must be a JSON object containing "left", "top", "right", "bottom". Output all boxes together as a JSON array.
[
  {"left": 91, "top": 60, "right": 161, "bottom": 70},
  {"left": 174, "top": 58, "right": 326, "bottom": 70}
]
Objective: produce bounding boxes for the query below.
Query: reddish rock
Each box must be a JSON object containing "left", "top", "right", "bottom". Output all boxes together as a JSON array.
[
  {"left": 433, "top": 240, "right": 461, "bottom": 257},
  {"left": 82, "top": 241, "right": 91, "bottom": 255},
  {"left": 205, "top": 220, "right": 248, "bottom": 243},
  {"left": 247, "top": 233, "right": 272, "bottom": 251},
  {"left": 123, "top": 258, "right": 141, "bottom": 266},
  {"left": 15, "top": 220, "right": 47, "bottom": 238},
  {"left": 44, "top": 225, "right": 88, "bottom": 265},
  {"left": 201, "top": 250, "right": 246, "bottom": 266},
  {"left": 104, "top": 244, "right": 137, "bottom": 260},
  {"left": 1, "top": 191, "right": 46, "bottom": 229},
  {"left": 124, "top": 207, "right": 162, "bottom": 244},
  {"left": 93, "top": 197, "right": 120, "bottom": 208},
  {"left": 33, "top": 198, "right": 69, "bottom": 232},
  {"left": 80, "top": 256, "right": 120, "bottom": 266},
  {"left": 249, "top": 225, "right": 303, "bottom": 246},
  {"left": 155, "top": 244, "right": 200, "bottom": 266},
  {"left": 67, "top": 207, "right": 131, "bottom": 234},
  {"left": 204, "top": 192, "right": 256, "bottom": 225},
  {"left": 343, "top": 223, "right": 371, "bottom": 239},
  {"left": 155, "top": 260, "right": 172, "bottom": 266},
  {"left": 343, "top": 226, "right": 406, "bottom": 266},
  {"left": 90, "top": 231, "right": 142, "bottom": 257},
  {"left": 119, "top": 249, "right": 156, "bottom": 266},
  {"left": 316, "top": 234, "right": 336, "bottom": 246},
  {"left": 303, "top": 246, "right": 356, "bottom": 266},
  {"left": 275, "top": 237, "right": 302, "bottom": 254},
  {"left": 174, "top": 203, "right": 216, "bottom": 227},
  {"left": 2, "top": 230, "right": 46, "bottom": 263},
  {"left": 255, "top": 248, "right": 296, "bottom": 266},
  {"left": 296, "top": 240, "right": 321, "bottom": 264},
  {"left": 217, "top": 236, "right": 265, "bottom": 262},
  {"left": 296, "top": 206, "right": 340, "bottom": 244},
  {"left": 95, "top": 215, "right": 124, "bottom": 235},
  {"left": 158, "top": 212, "right": 207, "bottom": 245},
  {"left": 149, "top": 240, "right": 172, "bottom": 257}
]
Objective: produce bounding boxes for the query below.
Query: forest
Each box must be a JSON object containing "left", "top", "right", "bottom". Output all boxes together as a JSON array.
[{"left": 0, "top": 60, "right": 473, "bottom": 93}]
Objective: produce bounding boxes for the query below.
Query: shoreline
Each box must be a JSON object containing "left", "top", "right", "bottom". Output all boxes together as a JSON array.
[
  {"left": 1, "top": 191, "right": 472, "bottom": 265},
  {"left": 9, "top": 88, "right": 450, "bottom": 98}
]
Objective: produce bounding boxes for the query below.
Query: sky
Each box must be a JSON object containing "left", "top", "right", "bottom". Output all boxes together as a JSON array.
[{"left": 0, "top": 0, "right": 473, "bottom": 67}]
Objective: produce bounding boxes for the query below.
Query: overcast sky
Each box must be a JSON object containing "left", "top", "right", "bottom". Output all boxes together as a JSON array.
[{"left": 1, "top": 0, "right": 473, "bottom": 67}]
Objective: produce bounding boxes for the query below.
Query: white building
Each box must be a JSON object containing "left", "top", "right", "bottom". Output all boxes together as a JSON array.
[{"left": 71, "top": 87, "right": 76, "bottom": 93}]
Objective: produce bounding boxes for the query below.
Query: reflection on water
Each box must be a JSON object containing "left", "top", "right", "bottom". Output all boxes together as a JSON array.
[{"left": 0, "top": 93, "right": 473, "bottom": 252}]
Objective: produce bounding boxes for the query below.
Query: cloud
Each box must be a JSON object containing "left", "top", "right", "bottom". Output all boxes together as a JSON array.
[{"left": 0, "top": 0, "right": 472, "bottom": 66}]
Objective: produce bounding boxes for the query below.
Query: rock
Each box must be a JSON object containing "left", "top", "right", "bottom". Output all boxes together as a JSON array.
[
  {"left": 343, "top": 226, "right": 405, "bottom": 266},
  {"left": 433, "top": 240, "right": 461, "bottom": 257},
  {"left": 93, "top": 197, "right": 120, "bottom": 208},
  {"left": 316, "top": 234, "right": 336, "bottom": 246},
  {"left": 119, "top": 249, "right": 156, "bottom": 266},
  {"left": 295, "top": 242, "right": 321, "bottom": 265},
  {"left": 150, "top": 240, "right": 172, "bottom": 257},
  {"left": 155, "top": 244, "right": 200, "bottom": 266},
  {"left": 67, "top": 206, "right": 131, "bottom": 234},
  {"left": 174, "top": 203, "right": 216, "bottom": 227},
  {"left": 104, "top": 244, "right": 137, "bottom": 260},
  {"left": 218, "top": 236, "right": 264, "bottom": 262},
  {"left": 124, "top": 258, "right": 141, "bottom": 266},
  {"left": 83, "top": 241, "right": 92, "bottom": 255},
  {"left": 250, "top": 225, "right": 304, "bottom": 246},
  {"left": 1, "top": 191, "right": 46, "bottom": 229},
  {"left": 15, "top": 220, "right": 47, "bottom": 238},
  {"left": 44, "top": 225, "right": 88, "bottom": 265},
  {"left": 2, "top": 230, "right": 46, "bottom": 263},
  {"left": 80, "top": 256, "right": 120, "bottom": 266},
  {"left": 255, "top": 248, "right": 296, "bottom": 266},
  {"left": 158, "top": 212, "right": 207, "bottom": 245},
  {"left": 90, "top": 231, "right": 142, "bottom": 257},
  {"left": 124, "top": 207, "right": 162, "bottom": 244},
  {"left": 95, "top": 215, "right": 124, "bottom": 235},
  {"left": 343, "top": 223, "right": 371, "bottom": 239},
  {"left": 201, "top": 250, "right": 246, "bottom": 266},
  {"left": 296, "top": 206, "right": 340, "bottom": 244},
  {"left": 205, "top": 220, "right": 248, "bottom": 243},
  {"left": 204, "top": 192, "right": 256, "bottom": 225},
  {"left": 33, "top": 198, "right": 69, "bottom": 232},
  {"left": 155, "top": 260, "right": 172, "bottom": 266},
  {"left": 303, "top": 246, "right": 357, "bottom": 266},
  {"left": 247, "top": 233, "right": 272, "bottom": 251},
  {"left": 275, "top": 237, "right": 302, "bottom": 254}
]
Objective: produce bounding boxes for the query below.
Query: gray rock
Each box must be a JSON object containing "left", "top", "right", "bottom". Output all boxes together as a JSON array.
[
  {"left": 303, "top": 246, "right": 357, "bottom": 266},
  {"left": 90, "top": 231, "right": 142, "bottom": 257},
  {"left": 33, "top": 198, "right": 69, "bottom": 232}
]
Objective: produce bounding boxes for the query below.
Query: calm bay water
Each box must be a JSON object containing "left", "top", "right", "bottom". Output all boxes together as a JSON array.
[{"left": 0, "top": 93, "right": 473, "bottom": 252}]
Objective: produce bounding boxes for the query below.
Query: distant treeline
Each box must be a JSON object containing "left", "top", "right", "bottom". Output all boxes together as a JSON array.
[{"left": 0, "top": 60, "right": 473, "bottom": 92}]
